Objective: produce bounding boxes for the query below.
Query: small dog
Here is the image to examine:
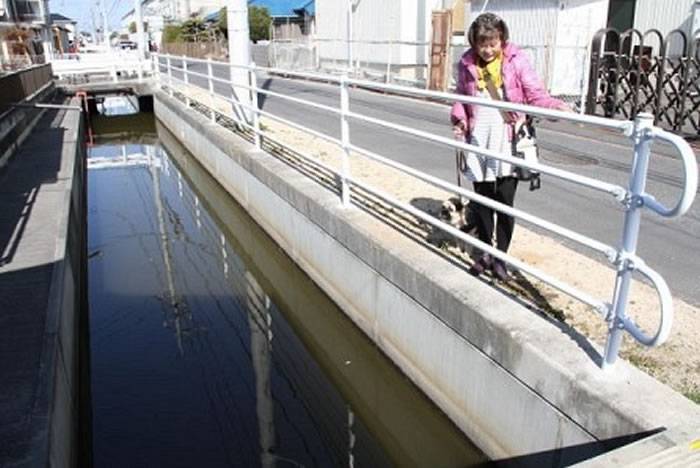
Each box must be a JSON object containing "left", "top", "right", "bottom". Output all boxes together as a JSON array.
[{"left": 427, "top": 197, "right": 478, "bottom": 253}]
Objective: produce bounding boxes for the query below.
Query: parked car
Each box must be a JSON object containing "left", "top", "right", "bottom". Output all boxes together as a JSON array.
[{"left": 118, "top": 41, "right": 137, "bottom": 50}]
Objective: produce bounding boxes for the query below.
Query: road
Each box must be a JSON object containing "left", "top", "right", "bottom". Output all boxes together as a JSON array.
[{"left": 163, "top": 58, "right": 700, "bottom": 306}]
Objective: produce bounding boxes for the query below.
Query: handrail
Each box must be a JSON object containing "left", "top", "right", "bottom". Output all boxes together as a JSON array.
[
  {"left": 154, "top": 54, "right": 698, "bottom": 369},
  {"left": 644, "top": 128, "right": 698, "bottom": 217},
  {"left": 622, "top": 256, "right": 673, "bottom": 347}
]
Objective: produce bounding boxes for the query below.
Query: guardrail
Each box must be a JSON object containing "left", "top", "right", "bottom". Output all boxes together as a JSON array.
[
  {"left": 153, "top": 53, "right": 698, "bottom": 369},
  {"left": 50, "top": 52, "right": 153, "bottom": 83}
]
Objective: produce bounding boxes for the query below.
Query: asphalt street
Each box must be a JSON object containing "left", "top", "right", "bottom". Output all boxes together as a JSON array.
[{"left": 162, "top": 58, "right": 700, "bottom": 307}]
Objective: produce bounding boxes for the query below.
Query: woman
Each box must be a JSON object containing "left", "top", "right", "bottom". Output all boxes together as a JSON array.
[{"left": 451, "top": 13, "right": 569, "bottom": 281}]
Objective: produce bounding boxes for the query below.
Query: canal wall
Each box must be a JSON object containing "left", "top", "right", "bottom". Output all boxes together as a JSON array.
[
  {"left": 0, "top": 64, "right": 54, "bottom": 169},
  {"left": 153, "top": 91, "right": 700, "bottom": 465},
  {"left": 0, "top": 100, "right": 87, "bottom": 467}
]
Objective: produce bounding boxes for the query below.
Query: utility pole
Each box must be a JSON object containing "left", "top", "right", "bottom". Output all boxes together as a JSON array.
[
  {"left": 346, "top": 0, "right": 353, "bottom": 73},
  {"left": 100, "top": 0, "right": 110, "bottom": 48},
  {"left": 135, "top": 0, "right": 146, "bottom": 58},
  {"left": 91, "top": 7, "right": 97, "bottom": 44},
  {"left": 226, "top": 0, "right": 252, "bottom": 122}
]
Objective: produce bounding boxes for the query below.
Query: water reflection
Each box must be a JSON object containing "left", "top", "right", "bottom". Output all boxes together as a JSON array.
[
  {"left": 96, "top": 95, "right": 138, "bottom": 116},
  {"left": 87, "top": 116, "right": 486, "bottom": 467}
]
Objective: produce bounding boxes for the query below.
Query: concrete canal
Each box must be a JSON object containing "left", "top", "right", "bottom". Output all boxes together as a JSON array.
[{"left": 86, "top": 101, "right": 486, "bottom": 466}]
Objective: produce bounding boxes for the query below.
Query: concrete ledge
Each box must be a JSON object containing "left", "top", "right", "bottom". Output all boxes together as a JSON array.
[
  {"left": 154, "top": 91, "right": 700, "bottom": 465},
  {"left": 0, "top": 99, "right": 86, "bottom": 467},
  {"left": 0, "top": 83, "right": 56, "bottom": 171}
]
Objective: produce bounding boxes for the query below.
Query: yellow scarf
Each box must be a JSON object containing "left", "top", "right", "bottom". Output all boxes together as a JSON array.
[{"left": 476, "top": 54, "right": 503, "bottom": 91}]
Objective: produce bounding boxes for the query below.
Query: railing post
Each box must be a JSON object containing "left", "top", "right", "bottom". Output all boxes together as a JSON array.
[
  {"left": 111, "top": 61, "right": 118, "bottom": 82},
  {"left": 602, "top": 113, "right": 655, "bottom": 369},
  {"left": 167, "top": 55, "right": 173, "bottom": 96},
  {"left": 182, "top": 55, "right": 190, "bottom": 107},
  {"left": 154, "top": 54, "right": 161, "bottom": 87},
  {"left": 339, "top": 74, "right": 351, "bottom": 206},
  {"left": 207, "top": 57, "right": 216, "bottom": 122},
  {"left": 250, "top": 62, "right": 261, "bottom": 149}
]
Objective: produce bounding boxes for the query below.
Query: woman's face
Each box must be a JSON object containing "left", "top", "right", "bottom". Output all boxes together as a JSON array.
[{"left": 476, "top": 36, "right": 503, "bottom": 63}]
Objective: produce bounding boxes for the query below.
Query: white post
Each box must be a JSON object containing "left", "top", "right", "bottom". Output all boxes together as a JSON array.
[
  {"left": 339, "top": 75, "right": 351, "bottom": 206},
  {"left": 207, "top": 57, "right": 216, "bottom": 122},
  {"left": 602, "top": 113, "right": 654, "bottom": 369},
  {"left": 111, "top": 61, "right": 118, "bottom": 82},
  {"left": 346, "top": 0, "right": 353, "bottom": 74},
  {"left": 250, "top": 62, "right": 260, "bottom": 148},
  {"left": 227, "top": 0, "right": 252, "bottom": 122},
  {"left": 135, "top": 0, "right": 146, "bottom": 60},
  {"left": 182, "top": 55, "right": 190, "bottom": 106},
  {"left": 153, "top": 54, "right": 160, "bottom": 86},
  {"left": 167, "top": 55, "right": 173, "bottom": 96}
]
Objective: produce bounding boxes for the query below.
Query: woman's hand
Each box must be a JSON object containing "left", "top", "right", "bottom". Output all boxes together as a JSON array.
[
  {"left": 556, "top": 102, "right": 574, "bottom": 113},
  {"left": 453, "top": 120, "right": 467, "bottom": 139}
]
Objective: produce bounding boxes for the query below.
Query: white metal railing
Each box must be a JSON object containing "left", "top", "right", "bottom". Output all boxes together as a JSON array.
[
  {"left": 50, "top": 52, "right": 153, "bottom": 83},
  {"left": 154, "top": 53, "right": 698, "bottom": 369}
]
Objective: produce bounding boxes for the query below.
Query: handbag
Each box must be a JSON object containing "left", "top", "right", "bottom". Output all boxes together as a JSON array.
[{"left": 484, "top": 81, "right": 542, "bottom": 191}]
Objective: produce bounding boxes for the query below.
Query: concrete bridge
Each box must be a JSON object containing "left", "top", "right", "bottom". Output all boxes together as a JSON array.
[{"left": 0, "top": 58, "right": 699, "bottom": 467}]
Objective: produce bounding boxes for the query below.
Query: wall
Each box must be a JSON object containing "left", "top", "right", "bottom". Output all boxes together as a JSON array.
[
  {"left": 634, "top": 0, "right": 697, "bottom": 55},
  {"left": 154, "top": 89, "right": 700, "bottom": 466}
]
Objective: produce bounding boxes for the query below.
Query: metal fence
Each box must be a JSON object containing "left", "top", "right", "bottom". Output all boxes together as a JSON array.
[
  {"left": 586, "top": 28, "right": 700, "bottom": 135},
  {"left": 153, "top": 53, "right": 697, "bottom": 369},
  {"left": 0, "top": 63, "right": 52, "bottom": 109}
]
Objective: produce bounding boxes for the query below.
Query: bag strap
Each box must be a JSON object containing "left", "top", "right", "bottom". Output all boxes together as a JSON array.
[{"left": 483, "top": 80, "right": 513, "bottom": 123}]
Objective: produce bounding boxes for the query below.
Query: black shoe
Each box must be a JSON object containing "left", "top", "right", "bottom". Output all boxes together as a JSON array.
[
  {"left": 469, "top": 254, "right": 491, "bottom": 276},
  {"left": 491, "top": 259, "right": 509, "bottom": 282}
]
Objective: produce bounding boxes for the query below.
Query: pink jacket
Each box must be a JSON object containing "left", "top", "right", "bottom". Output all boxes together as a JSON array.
[{"left": 450, "top": 42, "right": 563, "bottom": 140}]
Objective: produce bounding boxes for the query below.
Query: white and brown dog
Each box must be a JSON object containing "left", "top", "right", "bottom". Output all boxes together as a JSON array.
[{"left": 427, "top": 197, "right": 477, "bottom": 253}]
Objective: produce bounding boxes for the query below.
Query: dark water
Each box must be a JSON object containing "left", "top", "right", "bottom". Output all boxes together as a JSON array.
[{"left": 87, "top": 105, "right": 486, "bottom": 467}]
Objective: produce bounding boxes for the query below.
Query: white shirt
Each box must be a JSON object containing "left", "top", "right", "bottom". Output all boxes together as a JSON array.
[{"left": 463, "top": 89, "right": 514, "bottom": 182}]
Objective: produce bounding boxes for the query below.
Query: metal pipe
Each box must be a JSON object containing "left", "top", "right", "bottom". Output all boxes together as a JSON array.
[
  {"left": 602, "top": 113, "right": 655, "bottom": 369},
  {"left": 340, "top": 75, "right": 351, "bottom": 206}
]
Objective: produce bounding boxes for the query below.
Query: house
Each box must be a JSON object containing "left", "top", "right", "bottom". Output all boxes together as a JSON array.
[
  {"left": 0, "top": 0, "right": 53, "bottom": 66},
  {"left": 203, "top": 1, "right": 315, "bottom": 39},
  {"left": 49, "top": 13, "right": 76, "bottom": 55},
  {"left": 314, "top": 1, "right": 461, "bottom": 85},
  {"left": 248, "top": 0, "right": 315, "bottom": 38},
  {"left": 121, "top": 0, "right": 169, "bottom": 48}
]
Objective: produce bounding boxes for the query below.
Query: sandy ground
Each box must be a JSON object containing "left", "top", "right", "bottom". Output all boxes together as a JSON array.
[{"left": 169, "top": 83, "right": 700, "bottom": 403}]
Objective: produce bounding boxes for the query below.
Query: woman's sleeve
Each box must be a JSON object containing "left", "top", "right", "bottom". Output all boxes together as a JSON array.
[
  {"left": 517, "top": 54, "right": 565, "bottom": 109},
  {"left": 451, "top": 63, "right": 468, "bottom": 124}
]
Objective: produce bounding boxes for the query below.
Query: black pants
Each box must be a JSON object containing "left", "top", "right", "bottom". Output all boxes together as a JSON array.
[{"left": 472, "top": 176, "right": 518, "bottom": 253}]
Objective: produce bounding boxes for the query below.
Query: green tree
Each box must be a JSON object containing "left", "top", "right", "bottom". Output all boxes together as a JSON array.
[
  {"left": 249, "top": 6, "right": 271, "bottom": 42},
  {"left": 217, "top": 6, "right": 271, "bottom": 42},
  {"left": 162, "top": 24, "right": 183, "bottom": 43},
  {"left": 181, "top": 17, "right": 207, "bottom": 42}
]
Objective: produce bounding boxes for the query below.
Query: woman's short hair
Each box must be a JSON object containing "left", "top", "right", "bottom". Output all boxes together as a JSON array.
[{"left": 467, "top": 13, "right": 510, "bottom": 48}]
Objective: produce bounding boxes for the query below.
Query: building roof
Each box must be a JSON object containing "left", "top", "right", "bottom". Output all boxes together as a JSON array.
[
  {"left": 248, "top": 0, "right": 314, "bottom": 18},
  {"left": 204, "top": 1, "right": 314, "bottom": 22},
  {"left": 50, "top": 13, "right": 77, "bottom": 24}
]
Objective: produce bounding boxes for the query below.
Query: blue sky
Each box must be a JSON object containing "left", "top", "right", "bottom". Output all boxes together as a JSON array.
[{"left": 49, "top": 0, "right": 132, "bottom": 33}]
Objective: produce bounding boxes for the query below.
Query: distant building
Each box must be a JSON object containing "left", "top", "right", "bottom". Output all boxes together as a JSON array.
[
  {"left": 0, "top": 0, "right": 53, "bottom": 64},
  {"left": 248, "top": 0, "right": 315, "bottom": 38},
  {"left": 50, "top": 13, "right": 76, "bottom": 55},
  {"left": 315, "top": 1, "right": 458, "bottom": 85}
]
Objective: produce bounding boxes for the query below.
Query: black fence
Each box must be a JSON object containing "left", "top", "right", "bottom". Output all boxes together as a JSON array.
[{"left": 586, "top": 28, "right": 700, "bottom": 136}]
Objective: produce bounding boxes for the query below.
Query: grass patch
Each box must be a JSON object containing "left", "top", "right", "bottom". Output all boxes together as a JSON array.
[{"left": 683, "top": 387, "right": 700, "bottom": 404}]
